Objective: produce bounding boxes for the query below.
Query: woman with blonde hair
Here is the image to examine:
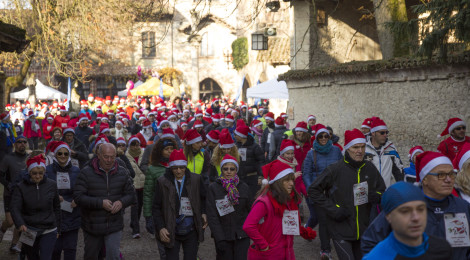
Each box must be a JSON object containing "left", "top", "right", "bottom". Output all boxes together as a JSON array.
[
  {"left": 210, "top": 129, "right": 239, "bottom": 182},
  {"left": 454, "top": 142, "right": 470, "bottom": 203}
]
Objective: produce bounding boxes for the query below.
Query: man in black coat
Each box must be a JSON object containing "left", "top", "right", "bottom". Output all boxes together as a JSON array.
[
  {"left": 73, "top": 143, "right": 136, "bottom": 260},
  {"left": 63, "top": 128, "right": 89, "bottom": 169},
  {"left": 74, "top": 114, "right": 94, "bottom": 149}
]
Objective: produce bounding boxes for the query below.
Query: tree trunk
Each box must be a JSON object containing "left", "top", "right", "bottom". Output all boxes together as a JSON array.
[
  {"left": 26, "top": 73, "right": 36, "bottom": 108},
  {"left": 172, "top": 78, "right": 180, "bottom": 99},
  {"left": 373, "top": 0, "right": 409, "bottom": 59}
]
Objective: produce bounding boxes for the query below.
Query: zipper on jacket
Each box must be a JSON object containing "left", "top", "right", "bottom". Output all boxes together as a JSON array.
[
  {"left": 356, "top": 164, "right": 365, "bottom": 240},
  {"left": 36, "top": 184, "right": 39, "bottom": 201},
  {"left": 106, "top": 172, "right": 110, "bottom": 230}
]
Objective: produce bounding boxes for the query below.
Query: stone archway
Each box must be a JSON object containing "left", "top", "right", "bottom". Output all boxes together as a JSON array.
[{"left": 199, "top": 78, "right": 224, "bottom": 102}]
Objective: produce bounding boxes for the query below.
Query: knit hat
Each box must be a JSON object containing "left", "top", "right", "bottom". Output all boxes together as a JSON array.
[
  {"left": 193, "top": 120, "right": 203, "bottom": 129},
  {"left": 262, "top": 160, "right": 294, "bottom": 185},
  {"left": 294, "top": 121, "right": 308, "bottom": 133},
  {"left": 220, "top": 154, "right": 239, "bottom": 172},
  {"left": 313, "top": 124, "right": 329, "bottom": 138},
  {"left": 78, "top": 113, "right": 89, "bottom": 123},
  {"left": 344, "top": 129, "right": 366, "bottom": 150},
  {"left": 370, "top": 118, "right": 388, "bottom": 133},
  {"left": 116, "top": 137, "right": 126, "bottom": 145},
  {"left": 361, "top": 118, "right": 373, "bottom": 129},
  {"left": 438, "top": 118, "right": 466, "bottom": 137},
  {"left": 184, "top": 129, "right": 203, "bottom": 145},
  {"left": 415, "top": 151, "right": 453, "bottom": 182},
  {"left": 219, "top": 129, "right": 235, "bottom": 148},
  {"left": 169, "top": 149, "right": 187, "bottom": 167},
  {"left": 234, "top": 125, "right": 250, "bottom": 138},
  {"left": 265, "top": 112, "right": 275, "bottom": 122},
  {"left": 453, "top": 142, "right": 470, "bottom": 170},
  {"left": 274, "top": 117, "right": 284, "bottom": 128},
  {"left": 128, "top": 135, "right": 141, "bottom": 146},
  {"left": 95, "top": 134, "right": 109, "bottom": 147},
  {"left": 206, "top": 130, "right": 220, "bottom": 143},
  {"left": 225, "top": 115, "right": 234, "bottom": 123},
  {"left": 161, "top": 128, "right": 176, "bottom": 139},
  {"left": 408, "top": 146, "right": 424, "bottom": 160},
  {"left": 15, "top": 135, "right": 27, "bottom": 142},
  {"left": 27, "top": 154, "right": 46, "bottom": 172},
  {"left": 63, "top": 128, "right": 75, "bottom": 135},
  {"left": 381, "top": 182, "right": 425, "bottom": 214},
  {"left": 280, "top": 139, "right": 296, "bottom": 155},
  {"left": 251, "top": 119, "right": 263, "bottom": 128},
  {"left": 307, "top": 115, "right": 316, "bottom": 122}
]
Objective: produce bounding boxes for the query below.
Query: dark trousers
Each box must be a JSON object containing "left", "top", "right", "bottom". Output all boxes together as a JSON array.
[
  {"left": 165, "top": 229, "right": 198, "bottom": 260},
  {"left": 22, "top": 230, "right": 57, "bottom": 260},
  {"left": 130, "top": 188, "right": 144, "bottom": 234},
  {"left": 306, "top": 198, "right": 318, "bottom": 228},
  {"left": 241, "top": 175, "right": 260, "bottom": 200},
  {"left": 314, "top": 204, "right": 331, "bottom": 252},
  {"left": 52, "top": 229, "right": 79, "bottom": 260},
  {"left": 333, "top": 239, "right": 362, "bottom": 260},
  {"left": 215, "top": 237, "right": 250, "bottom": 260},
  {"left": 28, "top": 137, "right": 39, "bottom": 150},
  {"left": 83, "top": 230, "right": 122, "bottom": 260}
]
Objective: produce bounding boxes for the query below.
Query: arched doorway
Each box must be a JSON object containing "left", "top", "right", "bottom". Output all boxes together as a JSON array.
[{"left": 199, "top": 78, "right": 224, "bottom": 102}]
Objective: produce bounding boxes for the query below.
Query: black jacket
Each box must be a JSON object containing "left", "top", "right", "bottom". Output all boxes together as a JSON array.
[
  {"left": 10, "top": 173, "right": 61, "bottom": 232},
  {"left": 308, "top": 157, "right": 386, "bottom": 241},
  {"left": 268, "top": 126, "right": 288, "bottom": 162},
  {"left": 73, "top": 157, "right": 136, "bottom": 235},
  {"left": 74, "top": 126, "right": 94, "bottom": 149},
  {"left": 65, "top": 136, "right": 89, "bottom": 169},
  {"left": 0, "top": 151, "right": 28, "bottom": 193},
  {"left": 206, "top": 179, "right": 253, "bottom": 243},
  {"left": 236, "top": 135, "right": 265, "bottom": 179},
  {"left": 261, "top": 126, "right": 274, "bottom": 154}
]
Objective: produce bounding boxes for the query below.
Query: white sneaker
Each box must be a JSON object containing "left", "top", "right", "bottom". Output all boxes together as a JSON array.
[
  {"left": 132, "top": 233, "right": 141, "bottom": 239},
  {"left": 10, "top": 244, "right": 21, "bottom": 253}
]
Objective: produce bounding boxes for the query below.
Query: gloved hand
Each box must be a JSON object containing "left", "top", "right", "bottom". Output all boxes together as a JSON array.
[
  {"left": 368, "top": 191, "right": 381, "bottom": 204},
  {"left": 145, "top": 217, "right": 155, "bottom": 235},
  {"left": 300, "top": 226, "right": 317, "bottom": 241},
  {"left": 333, "top": 207, "right": 350, "bottom": 221},
  {"left": 216, "top": 240, "right": 229, "bottom": 252}
]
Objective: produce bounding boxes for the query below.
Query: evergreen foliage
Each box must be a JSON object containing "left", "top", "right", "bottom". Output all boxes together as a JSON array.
[{"left": 231, "top": 37, "right": 249, "bottom": 70}]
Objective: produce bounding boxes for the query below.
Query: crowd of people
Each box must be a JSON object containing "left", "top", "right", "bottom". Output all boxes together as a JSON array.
[{"left": 0, "top": 93, "right": 469, "bottom": 260}]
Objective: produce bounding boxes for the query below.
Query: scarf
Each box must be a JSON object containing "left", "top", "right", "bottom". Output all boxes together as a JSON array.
[
  {"left": 30, "top": 119, "right": 39, "bottom": 132},
  {"left": 220, "top": 175, "right": 240, "bottom": 205},
  {"left": 313, "top": 140, "right": 333, "bottom": 154},
  {"left": 277, "top": 156, "right": 298, "bottom": 170},
  {"left": 250, "top": 127, "right": 263, "bottom": 144},
  {"left": 114, "top": 127, "right": 125, "bottom": 140},
  {"left": 128, "top": 147, "right": 142, "bottom": 158},
  {"left": 267, "top": 191, "right": 298, "bottom": 216}
]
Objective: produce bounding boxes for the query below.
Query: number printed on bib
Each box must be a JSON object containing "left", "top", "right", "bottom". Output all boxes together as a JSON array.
[
  {"left": 215, "top": 196, "right": 235, "bottom": 216},
  {"left": 444, "top": 213, "right": 470, "bottom": 247},
  {"left": 57, "top": 172, "right": 71, "bottom": 189},
  {"left": 282, "top": 210, "right": 300, "bottom": 235},
  {"left": 179, "top": 197, "right": 194, "bottom": 216},
  {"left": 353, "top": 182, "right": 368, "bottom": 206}
]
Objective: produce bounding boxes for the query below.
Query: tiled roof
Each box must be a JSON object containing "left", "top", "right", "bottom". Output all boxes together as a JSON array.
[{"left": 256, "top": 37, "right": 290, "bottom": 65}]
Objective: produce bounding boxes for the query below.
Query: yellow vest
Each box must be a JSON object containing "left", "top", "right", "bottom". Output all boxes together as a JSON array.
[
  {"left": 216, "top": 165, "right": 221, "bottom": 176},
  {"left": 187, "top": 152, "right": 204, "bottom": 174},
  {"left": 260, "top": 117, "right": 267, "bottom": 130}
]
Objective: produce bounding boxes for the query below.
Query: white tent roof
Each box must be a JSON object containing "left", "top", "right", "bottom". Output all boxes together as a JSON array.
[
  {"left": 246, "top": 79, "right": 289, "bottom": 100},
  {"left": 118, "top": 80, "right": 144, "bottom": 97},
  {"left": 10, "top": 79, "right": 67, "bottom": 100}
]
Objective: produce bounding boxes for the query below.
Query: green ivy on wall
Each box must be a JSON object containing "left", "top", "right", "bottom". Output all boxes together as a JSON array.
[{"left": 231, "top": 37, "right": 249, "bottom": 70}]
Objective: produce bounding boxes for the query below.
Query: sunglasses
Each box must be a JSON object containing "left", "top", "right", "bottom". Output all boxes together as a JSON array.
[
  {"left": 16, "top": 140, "right": 27, "bottom": 144},
  {"left": 130, "top": 142, "right": 140, "bottom": 146},
  {"left": 57, "top": 152, "right": 69, "bottom": 157},
  {"left": 317, "top": 134, "right": 329, "bottom": 140},
  {"left": 172, "top": 166, "right": 186, "bottom": 170},
  {"left": 222, "top": 167, "right": 237, "bottom": 172},
  {"left": 378, "top": 131, "right": 389, "bottom": 135},
  {"left": 454, "top": 126, "right": 466, "bottom": 131},
  {"left": 30, "top": 171, "right": 44, "bottom": 176},
  {"left": 427, "top": 171, "right": 457, "bottom": 180}
]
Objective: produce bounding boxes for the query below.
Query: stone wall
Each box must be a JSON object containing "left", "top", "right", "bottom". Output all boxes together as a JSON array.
[{"left": 284, "top": 64, "right": 470, "bottom": 166}]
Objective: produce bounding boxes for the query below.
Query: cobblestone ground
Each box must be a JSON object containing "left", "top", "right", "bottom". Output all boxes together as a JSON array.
[{"left": 0, "top": 198, "right": 338, "bottom": 260}]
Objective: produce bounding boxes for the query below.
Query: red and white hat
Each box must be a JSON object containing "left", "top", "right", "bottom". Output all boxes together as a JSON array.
[
  {"left": 344, "top": 128, "right": 366, "bottom": 150},
  {"left": 408, "top": 146, "right": 424, "bottom": 160},
  {"left": 307, "top": 115, "right": 316, "bottom": 122},
  {"left": 281, "top": 112, "right": 288, "bottom": 119},
  {"left": 370, "top": 118, "right": 388, "bottom": 133},
  {"left": 212, "top": 114, "right": 221, "bottom": 122},
  {"left": 438, "top": 117, "right": 466, "bottom": 137},
  {"left": 280, "top": 139, "right": 296, "bottom": 155},
  {"left": 0, "top": 112, "right": 10, "bottom": 121},
  {"left": 193, "top": 120, "right": 204, "bottom": 129},
  {"left": 136, "top": 133, "right": 147, "bottom": 148},
  {"left": 274, "top": 117, "right": 284, "bottom": 127},
  {"left": 161, "top": 128, "right": 176, "bottom": 139},
  {"left": 180, "top": 121, "right": 188, "bottom": 128},
  {"left": 27, "top": 154, "right": 46, "bottom": 172},
  {"left": 206, "top": 130, "right": 220, "bottom": 143},
  {"left": 142, "top": 119, "right": 152, "bottom": 128},
  {"left": 128, "top": 135, "right": 141, "bottom": 146},
  {"left": 453, "top": 142, "right": 470, "bottom": 170},
  {"left": 26, "top": 110, "right": 34, "bottom": 119},
  {"left": 63, "top": 128, "right": 75, "bottom": 135},
  {"left": 169, "top": 149, "right": 187, "bottom": 167},
  {"left": 225, "top": 115, "right": 234, "bottom": 123},
  {"left": 219, "top": 129, "right": 235, "bottom": 148},
  {"left": 184, "top": 129, "right": 203, "bottom": 145},
  {"left": 116, "top": 137, "right": 126, "bottom": 145},
  {"left": 95, "top": 106, "right": 102, "bottom": 111},
  {"left": 50, "top": 141, "right": 71, "bottom": 154},
  {"left": 78, "top": 113, "right": 89, "bottom": 123},
  {"left": 115, "top": 120, "right": 123, "bottom": 127},
  {"left": 251, "top": 119, "right": 263, "bottom": 128},
  {"left": 294, "top": 121, "right": 308, "bottom": 133},
  {"left": 262, "top": 160, "right": 294, "bottom": 185},
  {"left": 220, "top": 154, "right": 239, "bottom": 172},
  {"left": 100, "top": 123, "right": 110, "bottom": 134},
  {"left": 265, "top": 112, "right": 275, "bottom": 122},
  {"left": 234, "top": 125, "right": 250, "bottom": 138},
  {"left": 194, "top": 109, "right": 203, "bottom": 117},
  {"left": 60, "top": 106, "right": 67, "bottom": 112},
  {"left": 361, "top": 118, "right": 373, "bottom": 129},
  {"left": 415, "top": 151, "right": 453, "bottom": 182},
  {"left": 107, "top": 110, "right": 114, "bottom": 116},
  {"left": 313, "top": 124, "right": 329, "bottom": 138},
  {"left": 95, "top": 134, "right": 109, "bottom": 147}
]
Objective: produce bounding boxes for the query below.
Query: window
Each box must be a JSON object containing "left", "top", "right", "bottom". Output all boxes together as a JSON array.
[
  {"left": 142, "top": 31, "right": 156, "bottom": 58},
  {"left": 252, "top": 33, "right": 268, "bottom": 50},
  {"left": 200, "top": 32, "right": 214, "bottom": 57}
]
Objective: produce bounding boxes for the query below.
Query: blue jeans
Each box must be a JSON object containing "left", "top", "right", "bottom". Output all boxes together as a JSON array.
[
  {"left": 22, "top": 230, "right": 58, "bottom": 260},
  {"left": 52, "top": 229, "right": 79, "bottom": 260}
]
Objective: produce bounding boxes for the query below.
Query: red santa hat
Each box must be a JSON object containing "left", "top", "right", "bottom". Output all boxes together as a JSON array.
[
  {"left": 234, "top": 125, "right": 250, "bottom": 138},
  {"left": 206, "top": 130, "right": 220, "bottom": 143},
  {"left": 294, "top": 121, "right": 308, "bottom": 133},
  {"left": 274, "top": 117, "right": 284, "bottom": 128},
  {"left": 262, "top": 160, "right": 294, "bottom": 185},
  {"left": 161, "top": 128, "right": 176, "bottom": 139},
  {"left": 280, "top": 112, "right": 288, "bottom": 119},
  {"left": 438, "top": 117, "right": 466, "bottom": 138},
  {"left": 258, "top": 106, "right": 265, "bottom": 112},
  {"left": 193, "top": 120, "right": 203, "bottom": 129},
  {"left": 136, "top": 132, "right": 147, "bottom": 148},
  {"left": 128, "top": 135, "right": 141, "bottom": 146},
  {"left": 158, "top": 119, "right": 169, "bottom": 128},
  {"left": 415, "top": 151, "right": 453, "bottom": 182},
  {"left": 307, "top": 115, "right": 316, "bottom": 122},
  {"left": 184, "top": 129, "right": 203, "bottom": 145},
  {"left": 116, "top": 137, "right": 126, "bottom": 145},
  {"left": 50, "top": 141, "right": 71, "bottom": 154},
  {"left": 115, "top": 120, "right": 123, "bottom": 127},
  {"left": 313, "top": 124, "right": 329, "bottom": 138},
  {"left": 27, "top": 154, "right": 46, "bottom": 172},
  {"left": 408, "top": 146, "right": 424, "bottom": 160},
  {"left": 60, "top": 106, "right": 67, "bottom": 112},
  {"left": 265, "top": 112, "right": 275, "bottom": 122},
  {"left": 95, "top": 106, "right": 102, "bottom": 111},
  {"left": 105, "top": 96, "right": 111, "bottom": 101},
  {"left": 101, "top": 116, "right": 109, "bottom": 122},
  {"left": 26, "top": 110, "right": 34, "bottom": 119},
  {"left": 220, "top": 154, "right": 239, "bottom": 172},
  {"left": 63, "top": 128, "right": 75, "bottom": 135},
  {"left": 99, "top": 123, "right": 110, "bottom": 134},
  {"left": 169, "top": 149, "right": 187, "bottom": 167},
  {"left": 212, "top": 114, "right": 221, "bottom": 122},
  {"left": 280, "top": 139, "right": 296, "bottom": 155},
  {"left": 453, "top": 142, "right": 470, "bottom": 170},
  {"left": 219, "top": 129, "right": 235, "bottom": 149},
  {"left": 370, "top": 118, "right": 388, "bottom": 133},
  {"left": 361, "top": 117, "right": 373, "bottom": 129},
  {"left": 88, "top": 93, "right": 94, "bottom": 98},
  {"left": 180, "top": 121, "right": 188, "bottom": 128},
  {"left": 142, "top": 119, "right": 151, "bottom": 128},
  {"left": 194, "top": 109, "right": 203, "bottom": 117},
  {"left": 224, "top": 114, "right": 234, "bottom": 123},
  {"left": 78, "top": 113, "right": 89, "bottom": 123},
  {"left": 167, "top": 113, "right": 177, "bottom": 120},
  {"left": 205, "top": 108, "right": 213, "bottom": 116},
  {"left": 344, "top": 128, "right": 366, "bottom": 151},
  {"left": 107, "top": 110, "right": 114, "bottom": 116},
  {"left": 251, "top": 119, "right": 263, "bottom": 128}
]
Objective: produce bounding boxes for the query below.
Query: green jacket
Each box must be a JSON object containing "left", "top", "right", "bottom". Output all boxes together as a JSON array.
[{"left": 143, "top": 164, "right": 167, "bottom": 217}]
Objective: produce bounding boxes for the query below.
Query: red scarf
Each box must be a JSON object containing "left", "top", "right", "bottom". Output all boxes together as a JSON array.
[{"left": 267, "top": 191, "right": 298, "bottom": 216}]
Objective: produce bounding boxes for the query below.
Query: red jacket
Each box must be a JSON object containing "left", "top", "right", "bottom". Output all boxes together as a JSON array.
[
  {"left": 68, "top": 117, "right": 79, "bottom": 128},
  {"left": 52, "top": 115, "right": 70, "bottom": 130},
  {"left": 437, "top": 136, "right": 470, "bottom": 161},
  {"left": 43, "top": 121, "right": 53, "bottom": 140},
  {"left": 24, "top": 119, "right": 42, "bottom": 138}
]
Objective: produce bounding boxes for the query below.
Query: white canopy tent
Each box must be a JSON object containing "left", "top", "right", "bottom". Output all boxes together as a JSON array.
[
  {"left": 117, "top": 80, "right": 144, "bottom": 97},
  {"left": 10, "top": 79, "right": 67, "bottom": 100},
  {"left": 246, "top": 79, "right": 289, "bottom": 100}
]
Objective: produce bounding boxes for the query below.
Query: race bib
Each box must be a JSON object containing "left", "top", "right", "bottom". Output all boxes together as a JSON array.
[
  {"left": 71, "top": 159, "right": 79, "bottom": 168},
  {"left": 47, "top": 126, "right": 51, "bottom": 131},
  {"left": 267, "top": 133, "right": 272, "bottom": 144},
  {"left": 61, "top": 123, "right": 67, "bottom": 128},
  {"left": 179, "top": 197, "right": 193, "bottom": 216},
  {"left": 60, "top": 200, "right": 73, "bottom": 213},
  {"left": 57, "top": 172, "right": 71, "bottom": 189},
  {"left": 239, "top": 148, "right": 247, "bottom": 161},
  {"left": 444, "top": 213, "right": 470, "bottom": 247},
  {"left": 282, "top": 210, "right": 300, "bottom": 235},
  {"left": 19, "top": 229, "right": 37, "bottom": 247},
  {"left": 215, "top": 196, "right": 235, "bottom": 217},
  {"left": 353, "top": 182, "right": 368, "bottom": 206}
]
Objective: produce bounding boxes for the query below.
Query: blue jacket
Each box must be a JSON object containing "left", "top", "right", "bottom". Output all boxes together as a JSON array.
[
  {"left": 46, "top": 161, "right": 81, "bottom": 232},
  {"left": 361, "top": 195, "right": 470, "bottom": 260},
  {"left": 302, "top": 146, "right": 342, "bottom": 189}
]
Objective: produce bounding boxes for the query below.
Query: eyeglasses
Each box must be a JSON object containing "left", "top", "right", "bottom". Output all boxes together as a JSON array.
[
  {"left": 222, "top": 167, "right": 237, "bottom": 172},
  {"left": 57, "top": 152, "right": 69, "bottom": 157},
  {"left": 378, "top": 131, "right": 389, "bottom": 135},
  {"left": 16, "top": 140, "right": 27, "bottom": 144},
  {"left": 454, "top": 126, "right": 466, "bottom": 131},
  {"left": 427, "top": 171, "right": 457, "bottom": 180},
  {"left": 317, "top": 134, "right": 329, "bottom": 140}
]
